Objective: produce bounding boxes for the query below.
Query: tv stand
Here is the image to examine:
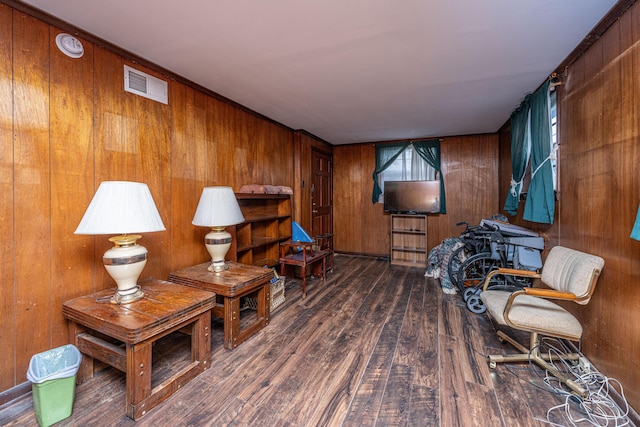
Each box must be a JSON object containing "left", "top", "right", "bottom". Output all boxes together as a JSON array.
[{"left": 390, "top": 214, "right": 427, "bottom": 267}]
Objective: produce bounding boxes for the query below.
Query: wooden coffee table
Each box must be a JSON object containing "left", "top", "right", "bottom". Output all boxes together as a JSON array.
[
  {"left": 62, "top": 279, "right": 215, "bottom": 420},
  {"left": 168, "top": 261, "right": 272, "bottom": 350}
]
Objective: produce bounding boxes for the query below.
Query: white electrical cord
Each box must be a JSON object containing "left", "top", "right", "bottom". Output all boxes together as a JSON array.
[
  {"left": 528, "top": 338, "right": 631, "bottom": 427},
  {"left": 539, "top": 372, "right": 630, "bottom": 426}
]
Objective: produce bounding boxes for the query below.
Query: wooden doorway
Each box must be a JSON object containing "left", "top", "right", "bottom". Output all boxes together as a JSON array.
[{"left": 311, "top": 149, "right": 333, "bottom": 239}]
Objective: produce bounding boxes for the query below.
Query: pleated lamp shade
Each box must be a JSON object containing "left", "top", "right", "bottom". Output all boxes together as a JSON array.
[
  {"left": 192, "top": 186, "right": 244, "bottom": 272},
  {"left": 192, "top": 186, "right": 245, "bottom": 227},
  {"left": 75, "top": 181, "right": 165, "bottom": 304},
  {"left": 75, "top": 181, "right": 165, "bottom": 235}
]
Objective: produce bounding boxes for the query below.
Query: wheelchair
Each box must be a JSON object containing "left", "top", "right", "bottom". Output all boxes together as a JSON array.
[
  {"left": 455, "top": 220, "right": 544, "bottom": 314},
  {"left": 446, "top": 221, "right": 497, "bottom": 291}
]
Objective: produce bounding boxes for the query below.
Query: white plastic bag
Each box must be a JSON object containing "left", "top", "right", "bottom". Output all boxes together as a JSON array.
[{"left": 27, "top": 344, "right": 82, "bottom": 384}]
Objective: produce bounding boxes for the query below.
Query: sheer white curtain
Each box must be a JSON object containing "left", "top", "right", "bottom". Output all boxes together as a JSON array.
[{"left": 379, "top": 146, "right": 435, "bottom": 183}]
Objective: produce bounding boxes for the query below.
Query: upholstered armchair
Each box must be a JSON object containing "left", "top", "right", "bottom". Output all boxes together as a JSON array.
[{"left": 479, "top": 246, "right": 605, "bottom": 397}]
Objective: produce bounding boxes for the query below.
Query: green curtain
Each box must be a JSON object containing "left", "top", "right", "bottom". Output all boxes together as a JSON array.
[
  {"left": 503, "top": 96, "right": 531, "bottom": 215},
  {"left": 523, "top": 81, "right": 555, "bottom": 223},
  {"left": 371, "top": 142, "right": 410, "bottom": 203},
  {"left": 413, "top": 139, "right": 446, "bottom": 213}
]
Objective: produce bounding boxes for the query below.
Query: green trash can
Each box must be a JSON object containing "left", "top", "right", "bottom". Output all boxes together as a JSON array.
[{"left": 27, "top": 344, "right": 82, "bottom": 427}]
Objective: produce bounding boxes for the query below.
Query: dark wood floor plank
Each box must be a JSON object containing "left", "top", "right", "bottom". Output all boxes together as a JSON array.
[
  {"left": 464, "top": 381, "right": 504, "bottom": 427},
  {"left": 439, "top": 293, "right": 464, "bottom": 339},
  {"left": 377, "top": 363, "right": 413, "bottom": 426},
  {"left": 236, "top": 260, "right": 393, "bottom": 413},
  {"left": 341, "top": 271, "right": 414, "bottom": 425},
  {"left": 394, "top": 272, "right": 425, "bottom": 367},
  {"left": 254, "top": 263, "right": 406, "bottom": 425},
  {"left": 512, "top": 361, "right": 584, "bottom": 427},
  {"left": 439, "top": 334, "right": 477, "bottom": 427},
  {"left": 408, "top": 384, "right": 439, "bottom": 427},
  {"left": 490, "top": 365, "right": 548, "bottom": 427},
  {"left": 293, "top": 350, "right": 363, "bottom": 426},
  {"left": 413, "top": 302, "right": 439, "bottom": 389}
]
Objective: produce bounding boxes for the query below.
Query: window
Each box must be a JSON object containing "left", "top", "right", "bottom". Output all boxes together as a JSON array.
[
  {"left": 549, "top": 86, "right": 558, "bottom": 191},
  {"left": 504, "top": 79, "right": 556, "bottom": 223},
  {"left": 519, "top": 85, "right": 558, "bottom": 199},
  {"left": 377, "top": 145, "right": 437, "bottom": 202},
  {"left": 371, "top": 139, "right": 446, "bottom": 213}
]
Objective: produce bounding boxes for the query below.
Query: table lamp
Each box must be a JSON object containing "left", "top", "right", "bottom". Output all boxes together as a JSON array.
[
  {"left": 75, "top": 181, "right": 166, "bottom": 304},
  {"left": 192, "top": 186, "right": 245, "bottom": 272}
]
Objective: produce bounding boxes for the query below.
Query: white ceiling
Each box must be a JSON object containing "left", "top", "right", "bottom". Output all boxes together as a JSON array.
[{"left": 21, "top": 0, "right": 618, "bottom": 145}]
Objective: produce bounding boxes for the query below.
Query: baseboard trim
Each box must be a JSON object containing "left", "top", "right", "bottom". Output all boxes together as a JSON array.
[
  {"left": 334, "top": 251, "right": 388, "bottom": 261},
  {"left": 0, "top": 382, "right": 31, "bottom": 408}
]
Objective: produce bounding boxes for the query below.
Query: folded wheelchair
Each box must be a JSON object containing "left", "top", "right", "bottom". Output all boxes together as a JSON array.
[{"left": 453, "top": 220, "right": 544, "bottom": 314}]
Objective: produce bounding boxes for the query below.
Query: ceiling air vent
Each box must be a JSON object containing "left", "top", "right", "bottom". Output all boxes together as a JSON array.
[{"left": 124, "top": 65, "right": 168, "bottom": 104}]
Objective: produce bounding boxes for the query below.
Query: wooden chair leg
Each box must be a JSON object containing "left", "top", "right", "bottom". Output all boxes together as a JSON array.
[
  {"left": 301, "top": 264, "right": 307, "bottom": 298},
  {"left": 322, "top": 257, "right": 326, "bottom": 283}
]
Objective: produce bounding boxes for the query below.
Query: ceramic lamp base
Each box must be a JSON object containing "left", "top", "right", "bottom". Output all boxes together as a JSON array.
[
  {"left": 204, "top": 227, "right": 232, "bottom": 273},
  {"left": 103, "top": 235, "right": 148, "bottom": 305}
]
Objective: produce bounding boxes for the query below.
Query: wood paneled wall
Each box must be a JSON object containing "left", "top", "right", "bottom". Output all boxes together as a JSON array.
[
  {"left": 499, "top": 2, "right": 640, "bottom": 409},
  {"left": 0, "top": 5, "right": 293, "bottom": 394},
  {"left": 333, "top": 134, "right": 499, "bottom": 257}
]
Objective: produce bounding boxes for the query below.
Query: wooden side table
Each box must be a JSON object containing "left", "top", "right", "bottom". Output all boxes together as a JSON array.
[
  {"left": 279, "top": 239, "right": 333, "bottom": 298},
  {"left": 62, "top": 279, "right": 215, "bottom": 420},
  {"left": 168, "top": 261, "right": 273, "bottom": 350}
]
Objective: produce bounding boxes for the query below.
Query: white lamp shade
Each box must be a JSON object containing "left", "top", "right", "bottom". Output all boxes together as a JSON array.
[
  {"left": 75, "top": 181, "right": 166, "bottom": 235},
  {"left": 192, "top": 186, "right": 244, "bottom": 227}
]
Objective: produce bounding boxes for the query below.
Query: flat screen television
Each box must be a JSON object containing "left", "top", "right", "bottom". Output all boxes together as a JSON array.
[{"left": 383, "top": 180, "right": 441, "bottom": 214}]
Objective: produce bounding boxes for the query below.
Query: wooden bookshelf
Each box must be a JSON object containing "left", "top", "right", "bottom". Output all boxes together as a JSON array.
[
  {"left": 229, "top": 194, "right": 292, "bottom": 267},
  {"left": 389, "top": 214, "right": 427, "bottom": 267}
]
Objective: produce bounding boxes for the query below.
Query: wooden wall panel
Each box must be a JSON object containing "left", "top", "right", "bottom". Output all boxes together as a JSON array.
[
  {"left": 500, "top": 2, "right": 640, "bottom": 409},
  {"left": 333, "top": 144, "right": 387, "bottom": 256},
  {"left": 333, "top": 135, "right": 499, "bottom": 257},
  {"left": 0, "top": 4, "right": 295, "bottom": 396},
  {"left": 124, "top": 63, "right": 172, "bottom": 280},
  {"left": 13, "top": 11, "right": 52, "bottom": 382},
  {"left": 169, "top": 81, "right": 200, "bottom": 270},
  {"left": 49, "top": 28, "right": 95, "bottom": 347},
  {"left": 429, "top": 135, "right": 499, "bottom": 246},
  {"left": 0, "top": 3, "right": 14, "bottom": 392},
  {"left": 91, "top": 46, "right": 126, "bottom": 290},
  {"left": 570, "top": 4, "right": 640, "bottom": 409}
]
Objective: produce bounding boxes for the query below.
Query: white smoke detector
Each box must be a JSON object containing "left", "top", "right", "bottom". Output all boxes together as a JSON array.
[{"left": 55, "top": 33, "right": 84, "bottom": 58}]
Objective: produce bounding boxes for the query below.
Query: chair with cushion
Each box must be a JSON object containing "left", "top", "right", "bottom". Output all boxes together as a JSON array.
[{"left": 479, "top": 245, "right": 604, "bottom": 397}]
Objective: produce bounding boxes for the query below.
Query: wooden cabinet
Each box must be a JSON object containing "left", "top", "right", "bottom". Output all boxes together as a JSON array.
[
  {"left": 390, "top": 214, "right": 427, "bottom": 267},
  {"left": 231, "top": 194, "right": 292, "bottom": 267}
]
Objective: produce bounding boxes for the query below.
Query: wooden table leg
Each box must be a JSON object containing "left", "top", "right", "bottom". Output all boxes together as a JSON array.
[
  {"left": 126, "top": 341, "right": 153, "bottom": 420},
  {"left": 223, "top": 296, "right": 241, "bottom": 349},
  {"left": 256, "top": 282, "right": 270, "bottom": 326},
  {"left": 192, "top": 310, "right": 211, "bottom": 365},
  {"left": 69, "top": 321, "right": 93, "bottom": 384}
]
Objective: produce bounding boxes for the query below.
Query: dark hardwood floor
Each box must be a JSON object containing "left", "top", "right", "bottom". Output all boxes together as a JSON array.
[{"left": 0, "top": 255, "right": 635, "bottom": 426}]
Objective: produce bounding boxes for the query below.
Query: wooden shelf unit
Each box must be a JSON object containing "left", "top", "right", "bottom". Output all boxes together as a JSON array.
[
  {"left": 231, "top": 193, "right": 292, "bottom": 267},
  {"left": 390, "top": 214, "right": 427, "bottom": 267}
]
